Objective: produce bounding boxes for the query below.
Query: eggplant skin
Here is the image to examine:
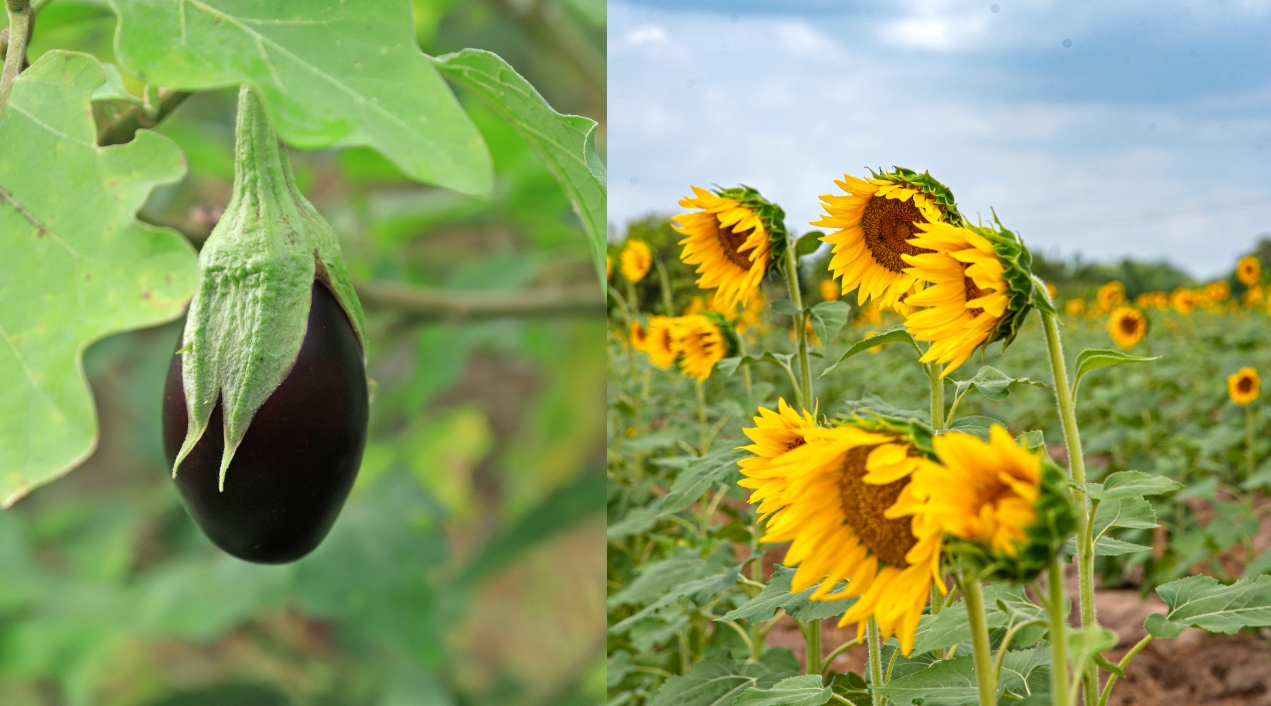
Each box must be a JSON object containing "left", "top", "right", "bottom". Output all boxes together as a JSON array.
[{"left": 163, "top": 282, "right": 368, "bottom": 564}]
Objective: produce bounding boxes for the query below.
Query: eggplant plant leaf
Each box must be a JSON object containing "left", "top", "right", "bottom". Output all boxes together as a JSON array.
[
  {"left": 0, "top": 51, "right": 198, "bottom": 508},
  {"left": 107, "top": 0, "right": 492, "bottom": 195},
  {"left": 434, "top": 49, "right": 607, "bottom": 286}
]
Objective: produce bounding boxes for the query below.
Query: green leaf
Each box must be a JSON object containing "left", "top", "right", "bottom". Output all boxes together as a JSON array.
[
  {"left": 1067, "top": 622, "right": 1117, "bottom": 678},
  {"left": 609, "top": 566, "right": 740, "bottom": 634},
  {"left": 717, "top": 351, "right": 794, "bottom": 377},
  {"left": 1016, "top": 430, "right": 1045, "bottom": 450},
  {"left": 0, "top": 51, "right": 198, "bottom": 508},
  {"left": 820, "top": 326, "right": 921, "bottom": 378},
  {"left": 808, "top": 301, "right": 850, "bottom": 348},
  {"left": 107, "top": 0, "right": 492, "bottom": 195},
  {"left": 999, "top": 645, "right": 1051, "bottom": 699},
  {"left": 607, "top": 499, "right": 665, "bottom": 541},
  {"left": 947, "top": 415, "right": 1005, "bottom": 442},
  {"left": 872, "top": 655, "right": 978, "bottom": 705},
  {"left": 609, "top": 548, "right": 730, "bottom": 607},
  {"left": 718, "top": 565, "right": 855, "bottom": 623},
  {"left": 1085, "top": 471, "right": 1183, "bottom": 501},
  {"left": 434, "top": 49, "right": 607, "bottom": 285},
  {"left": 90, "top": 63, "right": 142, "bottom": 105},
  {"left": 910, "top": 584, "right": 1040, "bottom": 655},
  {"left": 770, "top": 299, "right": 802, "bottom": 316},
  {"left": 734, "top": 675, "right": 832, "bottom": 706},
  {"left": 795, "top": 232, "right": 824, "bottom": 257},
  {"left": 1072, "top": 348, "right": 1160, "bottom": 397},
  {"left": 662, "top": 448, "right": 747, "bottom": 515},
  {"left": 950, "top": 365, "right": 1045, "bottom": 403},
  {"left": 829, "top": 672, "right": 872, "bottom": 706},
  {"left": 1091, "top": 495, "right": 1158, "bottom": 538},
  {"left": 1145, "top": 574, "right": 1271, "bottom": 639},
  {"left": 647, "top": 652, "right": 797, "bottom": 706}
]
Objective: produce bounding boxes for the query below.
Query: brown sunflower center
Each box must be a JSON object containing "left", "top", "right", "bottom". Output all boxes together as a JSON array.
[
  {"left": 1119, "top": 315, "right": 1141, "bottom": 335},
  {"left": 861, "top": 195, "right": 933, "bottom": 273},
  {"left": 964, "top": 272, "right": 987, "bottom": 318},
  {"left": 715, "top": 219, "right": 757, "bottom": 270},
  {"left": 1239, "top": 376, "right": 1254, "bottom": 394},
  {"left": 838, "top": 445, "right": 916, "bottom": 568}
]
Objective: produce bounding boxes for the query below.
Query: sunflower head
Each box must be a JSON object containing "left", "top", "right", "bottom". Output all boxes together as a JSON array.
[
  {"left": 813, "top": 167, "right": 965, "bottom": 314},
  {"left": 1238, "top": 255, "right": 1262, "bottom": 286},
  {"left": 1205, "top": 281, "right": 1231, "bottom": 303},
  {"left": 643, "top": 315, "right": 680, "bottom": 369},
  {"left": 673, "top": 185, "right": 787, "bottom": 309},
  {"left": 894, "top": 425, "right": 1076, "bottom": 584},
  {"left": 675, "top": 312, "right": 738, "bottom": 382},
  {"left": 621, "top": 239, "right": 653, "bottom": 283},
  {"left": 902, "top": 215, "right": 1053, "bottom": 377},
  {"left": 1065, "top": 298, "right": 1086, "bottom": 317},
  {"left": 738, "top": 410, "right": 945, "bottom": 655},
  {"left": 1244, "top": 284, "right": 1265, "bottom": 308},
  {"left": 1096, "top": 281, "right": 1125, "bottom": 311},
  {"left": 629, "top": 320, "right": 648, "bottom": 351},
  {"left": 1229, "top": 367, "right": 1260, "bottom": 406},
  {"left": 1170, "top": 288, "right": 1196, "bottom": 315},
  {"left": 1108, "top": 306, "right": 1147, "bottom": 349},
  {"left": 820, "top": 279, "right": 840, "bottom": 302}
]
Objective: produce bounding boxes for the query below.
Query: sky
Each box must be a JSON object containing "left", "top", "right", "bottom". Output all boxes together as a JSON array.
[{"left": 607, "top": 0, "right": 1271, "bottom": 278}]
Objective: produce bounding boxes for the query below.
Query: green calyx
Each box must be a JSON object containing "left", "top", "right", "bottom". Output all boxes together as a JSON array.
[
  {"left": 976, "top": 213, "right": 1055, "bottom": 353},
  {"left": 868, "top": 166, "right": 966, "bottom": 226},
  {"left": 944, "top": 456, "right": 1077, "bottom": 584},
  {"left": 714, "top": 184, "right": 789, "bottom": 276},
  {"left": 835, "top": 410, "right": 938, "bottom": 461},
  {"left": 173, "top": 86, "right": 367, "bottom": 491}
]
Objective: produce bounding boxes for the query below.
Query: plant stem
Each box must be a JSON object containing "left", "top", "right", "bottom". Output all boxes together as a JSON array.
[
  {"left": 696, "top": 380, "right": 708, "bottom": 455},
  {"left": 867, "top": 617, "right": 884, "bottom": 706},
  {"left": 960, "top": 571, "right": 997, "bottom": 706},
  {"left": 0, "top": 0, "right": 31, "bottom": 118},
  {"left": 804, "top": 618, "right": 823, "bottom": 675},
  {"left": 736, "top": 335, "right": 755, "bottom": 412},
  {"left": 783, "top": 242, "right": 813, "bottom": 408},
  {"left": 656, "top": 258, "right": 675, "bottom": 314},
  {"left": 1047, "top": 558, "right": 1071, "bottom": 706},
  {"left": 821, "top": 637, "right": 859, "bottom": 679},
  {"left": 1097, "top": 635, "right": 1152, "bottom": 706},
  {"left": 1039, "top": 307, "right": 1098, "bottom": 704},
  {"left": 927, "top": 362, "right": 946, "bottom": 431},
  {"left": 1247, "top": 404, "right": 1256, "bottom": 483}
]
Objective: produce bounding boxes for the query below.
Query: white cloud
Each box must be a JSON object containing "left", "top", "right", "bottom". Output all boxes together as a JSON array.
[{"left": 624, "top": 24, "right": 669, "bottom": 47}]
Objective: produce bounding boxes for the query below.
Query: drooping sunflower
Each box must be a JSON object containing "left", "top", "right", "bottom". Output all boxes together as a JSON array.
[
  {"left": 891, "top": 425, "right": 1074, "bottom": 582},
  {"left": 901, "top": 218, "right": 1048, "bottom": 377},
  {"left": 1229, "top": 367, "right": 1260, "bottom": 406},
  {"left": 1238, "top": 255, "right": 1262, "bottom": 286},
  {"left": 643, "top": 315, "right": 680, "bottom": 369},
  {"left": 629, "top": 320, "right": 648, "bottom": 351},
  {"left": 675, "top": 312, "right": 737, "bottom": 382},
  {"left": 813, "top": 167, "right": 964, "bottom": 313},
  {"left": 1096, "top": 281, "right": 1125, "bottom": 311},
  {"left": 673, "top": 185, "right": 788, "bottom": 309},
  {"left": 738, "top": 411, "right": 944, "bottom": 654},
  {"left": 621, "top": 239, "right": 653, "bottom": 283},
  {"left": 1170, "top": 287, "right": 1196, "bottom": 315},
  {"left": 1108, "top": 306, "right": 1147, "bottom": 349}
]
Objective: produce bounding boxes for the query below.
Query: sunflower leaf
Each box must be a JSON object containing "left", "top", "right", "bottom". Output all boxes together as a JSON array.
[
  {"left": 1072, "top": 349, "right": 1161, "bottom": 398},
  {"left": 733, "top": 675, "right": 833, "bottom": 706},
  {"left": 1145, "top": 574, "right": 1271, "bottom": 639},
  {"left": 718, "top": 565, "right": 855, "bottom": 623},
  {"left": 1091, "top": 495, "right": 1158, "bottom": 540},
  {"left": 716, "top": 352, "right": 794, "bottom": 377},
  {"left": 947, "top": 415, "right": 1005, "bottom": 441},
  {"left": 950, "top": 365, "right": 1046, "bottom": 403},
  {"left": 829, "top": 672, "right": 873, "bottom": 706},
  {"left": 609, "top": 565, "right": 741, "bottom": 635},
  {"left": 871, "top": 655, "right": 979, "bottom": 705},
  {"left": 1085, "top": 471, "right": 1183, "bottom": 501},
  {"left": 820, "top": 326, "right": 921, "bottom": 378},
  {"left": 647, "top": 652, "right": 800, "bottom": 706},
  {"left": 1067, "top": 622, "right": 1118, "bottom": 678},
  {"left": 770, "top": 299, "right": 803, "bottom": 316},
  {"left": 808, "top": 301, "right": 850, "bottom": 348},
  {"left": 661, "top": 447, "right": 747, "bottom": 515}
]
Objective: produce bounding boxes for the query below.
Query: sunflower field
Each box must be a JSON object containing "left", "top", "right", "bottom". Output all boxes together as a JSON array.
[{"left": 607, "top": 171, "right": 1271, "bottom": 706}]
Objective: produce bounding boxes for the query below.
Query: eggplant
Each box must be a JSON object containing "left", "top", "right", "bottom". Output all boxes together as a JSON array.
[{"left": 162, "top": 282, "right": 368, "bottom": 564}]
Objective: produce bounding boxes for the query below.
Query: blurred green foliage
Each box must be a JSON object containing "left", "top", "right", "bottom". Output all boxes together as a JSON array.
[{"left": 0, "top": 1, "right": 605, "bottom": 705}]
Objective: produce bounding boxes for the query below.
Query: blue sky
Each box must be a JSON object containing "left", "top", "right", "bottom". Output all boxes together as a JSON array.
[{"left": 607, "top": 0, "right": 1271, "bottom": 277}]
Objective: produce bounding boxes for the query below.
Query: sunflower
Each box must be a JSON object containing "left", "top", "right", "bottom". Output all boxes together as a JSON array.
[
  {"left": 606, "top": 255, "right": 613, "bottom": 280},
  {"left": 621, "top": 239, "right": 653, "bottom": 283},
  {"left": 813, "top": 167, "right": 964, "bottom": 313},
  {"left": 643, "top": 315, "right": 680, "bottom": 369},
  {"left": 675, "top": 313, "right": 736, "bottom": 382},
  {"left": 1244, "top": 284, "right": 1264, "bottom": 308},
  {"left": 738, "top": 412, "right": 944, "bottom": 655},
  {"left": 902, "top": 218, "right": 1044, "bottom": 377},
  {"left": 1064, "top": 299, "right": 1086, "bottom": 317},
  {"left": 629, "top": 320, "right": 648, "bottom": 351},
  {"left": 1229, "top": 367, "right": 1260, "bottom": 406},
  {"left": 892, "top": 425, "right": 1075, "bottom": 582},
  {"left": 1238, "top": 255, "right": 1262, "bottom": 286},
  {"left": 820, "top": 279, "right": 840, "bottom": 302},
  {"left": 673, "top": 185, "right": 787, "bottom": 309},
  {"left": 1096, "top": 281, "right": 1125, "bottom": 312},
  {"left": 1108, "top": 306, "right": 1147, "bottom": 349},
  {"left": 1170, "top": 288, "right": 1196, "bottom": 315},
  {"left": 1205, "top": 281, "right": 1231, "bottom": 304}
]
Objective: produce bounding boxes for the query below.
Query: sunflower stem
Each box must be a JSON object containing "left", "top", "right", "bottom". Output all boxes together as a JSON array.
[
  {"left": 1046, "top": 558, "right": 1072, "bottom": 706},
  {"left": 737, "top": 335, "right": 755, "bottom": 412},
  {"left": 960, "top": 571, "right": 997, "bottom": 706},
  {"left": 805, "top": 618, "right": 823, "bottom": 675},
  {"left": 655, "top": 258, "right": 675, "bottom": 315},
  {"left": 0, "top": 0, "right": 31, "bottom": 119},
  {"left": 783, "top": 242, "right": 814, "bottom": 409},
  {"left": 927, "top": 362, "right": 946, "bottom": 432},
  {"left": 696, "top": 380, "right": 709, "bottom": 455},
  {"left": 866, "top": 617, "right": 884, "bottom": 706},
  {"left": 1246, "top": 404, "right": 1256, "bottom": 484},
  {"left": 1039, "top": 307, "right": 1098, "bottom": 706}
]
